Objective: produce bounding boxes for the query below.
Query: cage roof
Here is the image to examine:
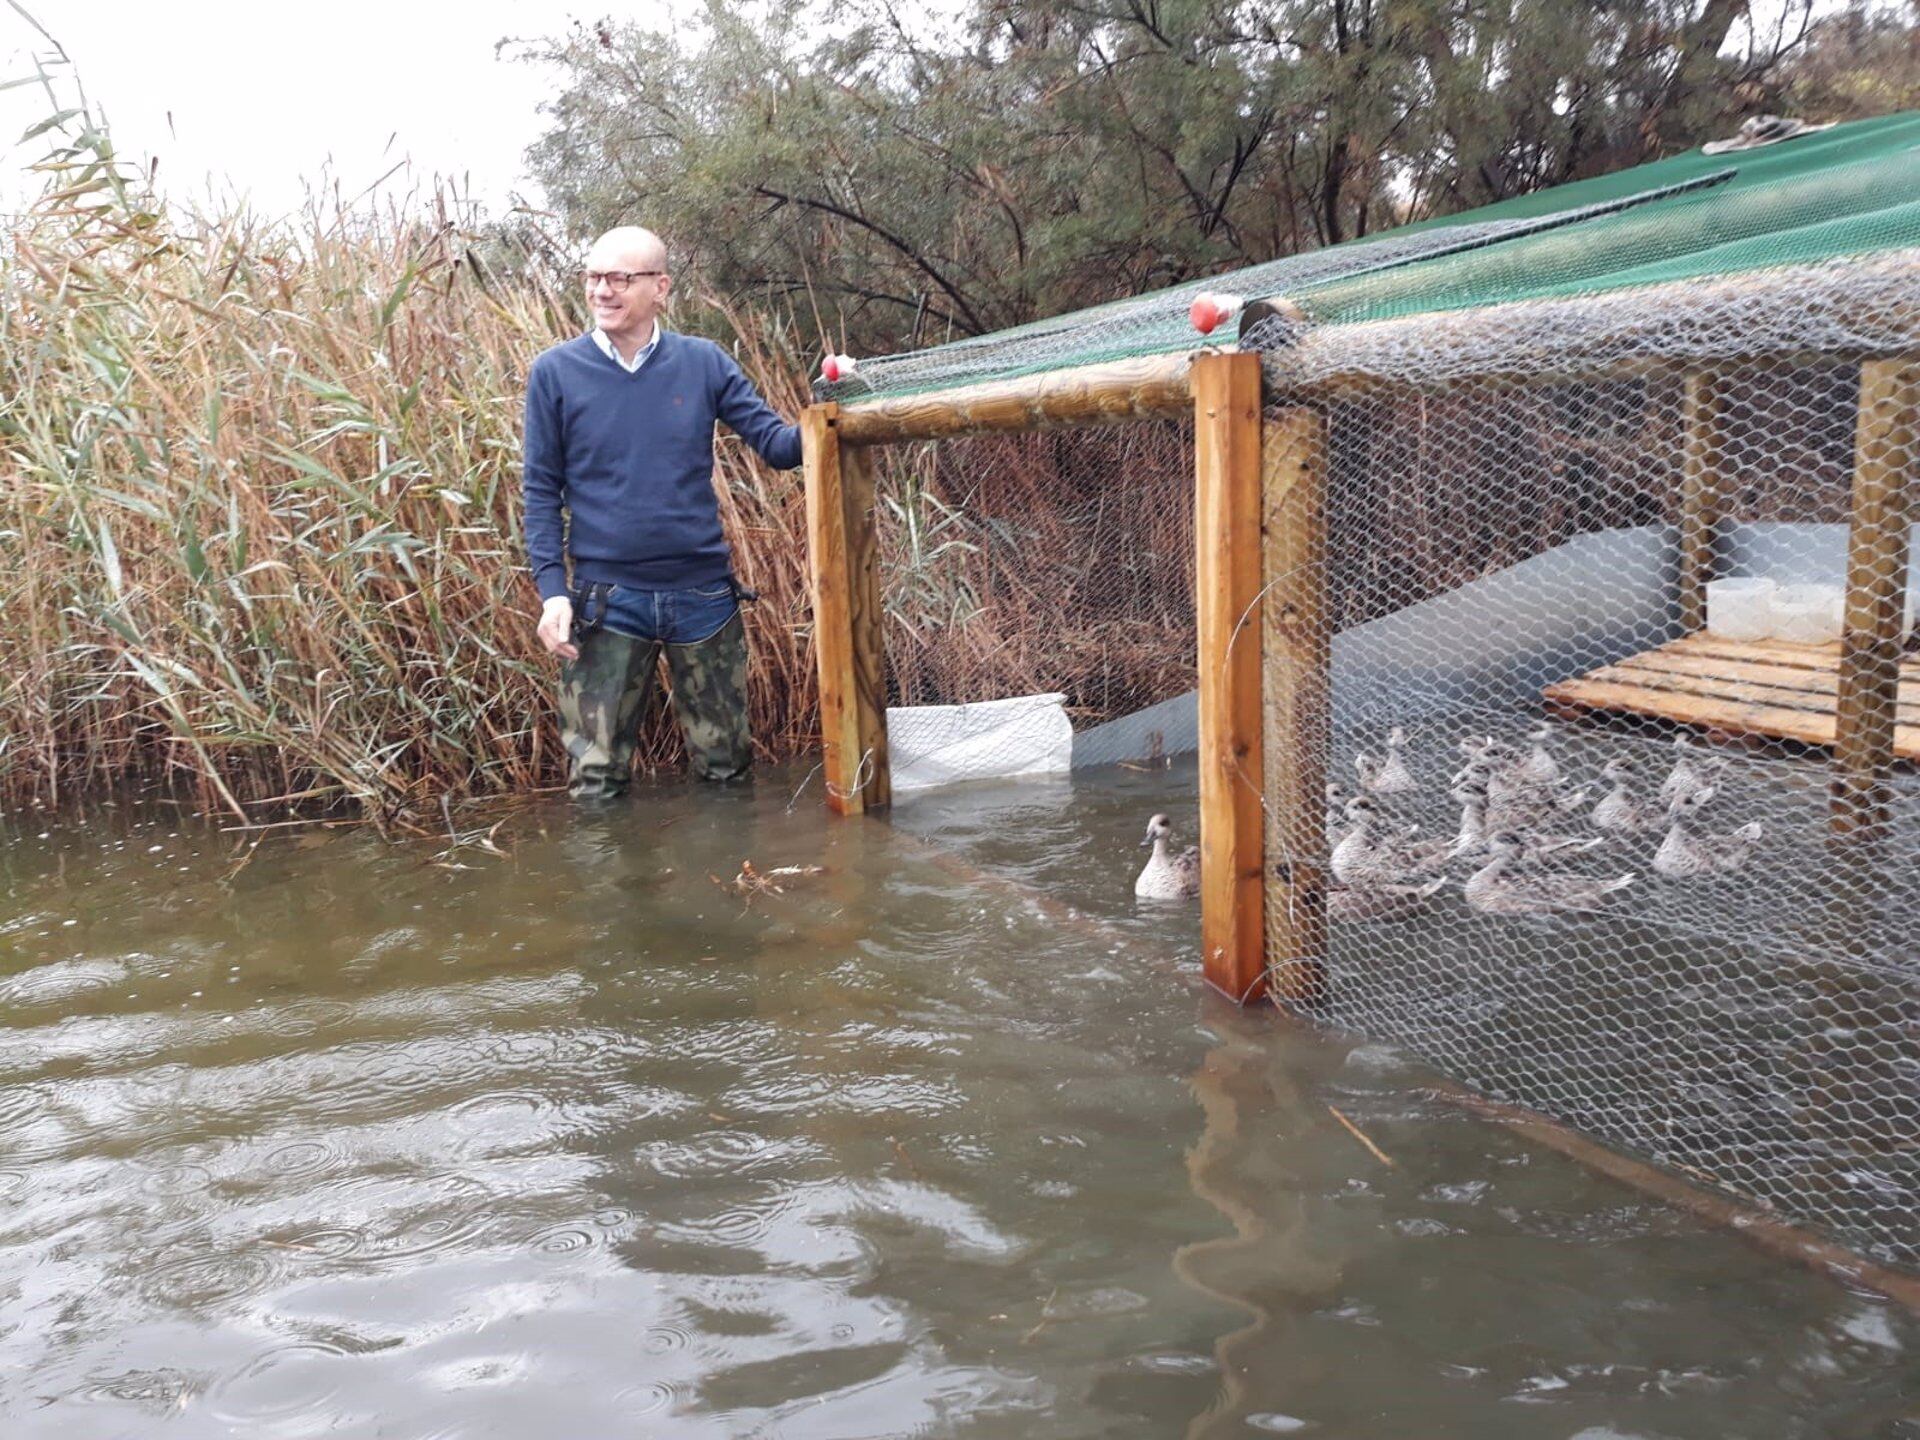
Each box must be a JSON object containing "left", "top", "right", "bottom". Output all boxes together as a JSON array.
[{"left": 828, "top": 110, "right": 1920, "bottom": 401}]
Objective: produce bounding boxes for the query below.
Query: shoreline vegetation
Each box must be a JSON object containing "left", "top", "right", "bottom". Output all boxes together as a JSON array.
[
  {"left": 1, "top": 143, "right": 825, "bottom": 832},
  {"left": 0, "top": 119, "right": 1179, "bottom": 835}
]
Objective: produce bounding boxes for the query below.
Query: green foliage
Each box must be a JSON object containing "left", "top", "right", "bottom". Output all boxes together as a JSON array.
[{"left": 521, "top": 0, "right": 1885, "bottom": 353}]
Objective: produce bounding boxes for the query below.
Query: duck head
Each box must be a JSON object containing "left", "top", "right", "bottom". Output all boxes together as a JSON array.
[
  {"left": 1668, "top": 785, "right": 1716, "bottom": 820},
  {"left": 1142, "top": 813, "right": 1174, "bottom": 848},
  {"left": 1343, "top": 794, "right": 1384, "bottom": 826}
]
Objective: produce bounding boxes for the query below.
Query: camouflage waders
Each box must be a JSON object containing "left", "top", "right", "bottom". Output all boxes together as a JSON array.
[{"left": 558, "top": 603, "right": 753, "bottom": 798}]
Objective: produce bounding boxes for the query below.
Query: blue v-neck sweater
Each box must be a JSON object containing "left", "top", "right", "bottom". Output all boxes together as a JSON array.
[{"left": 521, "top": 331, "right": 803, "bottom": 601}]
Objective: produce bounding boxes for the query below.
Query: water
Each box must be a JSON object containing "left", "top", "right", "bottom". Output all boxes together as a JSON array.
[{"left": 0, "top": 769, "right": 1914, "bottom": 1438}]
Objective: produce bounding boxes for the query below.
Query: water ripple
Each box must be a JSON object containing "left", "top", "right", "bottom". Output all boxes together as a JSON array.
[{"left": 136, "top": 1239, "right": 281, "bottom": 1311}]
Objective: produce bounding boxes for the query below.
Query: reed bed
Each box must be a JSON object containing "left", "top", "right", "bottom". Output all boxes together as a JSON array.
[
  {"left": 0, "top": 165, "right": 823, "bottom": 829},
  {"left": 0, "top": 156, "right": 1203, "bottom": 829}
]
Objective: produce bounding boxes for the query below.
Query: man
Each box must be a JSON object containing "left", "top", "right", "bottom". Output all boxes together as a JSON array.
[{"left": 522, "top": 225, "right": 803, "bottom": 797}]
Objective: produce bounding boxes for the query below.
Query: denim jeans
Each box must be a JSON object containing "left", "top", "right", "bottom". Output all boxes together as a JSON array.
[{"left": 591, "top": 579, "right": 739, "bottom": 645}]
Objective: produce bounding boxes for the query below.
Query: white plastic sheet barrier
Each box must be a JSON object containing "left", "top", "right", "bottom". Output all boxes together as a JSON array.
[{"left": 886, "top": 693, "right": 1074, "bottom": 792}]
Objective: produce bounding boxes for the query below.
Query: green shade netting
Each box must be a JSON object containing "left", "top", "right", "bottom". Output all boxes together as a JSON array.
[{"left": 827, "top": 111, "right": 1920, "bottom": 400}]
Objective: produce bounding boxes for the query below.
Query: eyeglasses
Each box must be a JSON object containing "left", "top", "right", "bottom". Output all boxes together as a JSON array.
[{"left": 582, "top": 269, "right": 665, "bottom": 292}]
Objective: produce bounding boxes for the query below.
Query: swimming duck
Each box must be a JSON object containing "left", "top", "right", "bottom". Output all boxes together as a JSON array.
[
  {"left": 1136, "top": 813, "right": 1201, "bottom": 899},
  {"left": 1458, "top": 733, "right": 1499, "bottom": 761},
  {"left": 1449, "top": 769, "right": 1591, "bottom": 833},
  {"left": 1325, "top": 781, "right": 1352, "bottom": 848},
  {"left": 1653, "top": 786, "right": 1763, "bottom": 878},
  {"left": 1590, "top": 757, "right": 1666, "bottom": 834},
  {"left": 1331, "top": 796, "right": 1450, "bottom": 886},
  {"left": 1448, "top": 779, "right": 1605, "bottom": 862},
  {"left": 1355, "top": 727, "right": 1419, "bottom": 795},
  {"left": 1452, "top": 742, "right": 1553, "bottom": 803},
  {"left": 1514, "top": 724, "right": 1563, "bottom": 787},
  {"left": 1464, "top": 832, "right": 1637, "bottom": 916},
  {"left": 1328, "top": 876, "right": 1447, "bottom": 922},
  {"left": 1658, "top": 735, "right": 1728, "bottom": 807}
]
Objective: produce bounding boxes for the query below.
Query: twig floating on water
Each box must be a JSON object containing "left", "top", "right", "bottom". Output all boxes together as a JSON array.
[{"left": 1328, "top": 1105, "right": 1395, "bottom": 1168}]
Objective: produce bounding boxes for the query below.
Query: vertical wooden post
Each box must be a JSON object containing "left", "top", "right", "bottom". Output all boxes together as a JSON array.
[
  {"left": 1677, "top": 369, "right": 1727, "bottom": 634},
  {"left": 1262, "top": 406, "right": 1330, "bottom": 1007},
  {"left": 1831, "top": 361, "right": 1919, "bottom": 839},
  {"left": 1193, "top": 352, "right": 1267, "bottom": 1004},
  {"left": 842, "top": 443, "right": 892, "bottom": 811},
  {"left": 802, "top": 404, "right": 890, "bottom": 815}
]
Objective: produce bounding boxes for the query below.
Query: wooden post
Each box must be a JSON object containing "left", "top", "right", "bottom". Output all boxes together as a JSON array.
[
  {"left": 1193, "top": 351, "right": 1267, "bottom": 1004},
  {"left": 1261, "top": 407, "right": 1330, "bottom": 1007},
  {"left": 1831, "top": 361, "right": 1919, "bottom": 839},
  {"left": 842, "top": 442, "right": 891, "bottom": 811},
  {"left": 802, "top": 404, "right": 890, "bottom": 815},
  {"left": 1676, "top": 369, "right": 1727, "bottom": 635}
]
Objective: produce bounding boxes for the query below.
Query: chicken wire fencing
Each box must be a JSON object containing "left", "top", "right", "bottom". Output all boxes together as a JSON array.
[
  {"left": 1245, "top": 278, "right": 1920, "bottom": 1272},
  {"left": 865, "top": 419, "right": 1197, "bottom": 788}
]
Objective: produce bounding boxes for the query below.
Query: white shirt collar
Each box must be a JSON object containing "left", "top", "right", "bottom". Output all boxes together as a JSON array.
[{"left": 591, "top": 320, "right": 661, "bottom": 373}]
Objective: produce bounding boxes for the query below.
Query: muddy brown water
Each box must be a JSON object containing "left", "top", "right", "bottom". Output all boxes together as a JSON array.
[{"left": 0, "top": 764, "right": 1914, "bottom": 1438}]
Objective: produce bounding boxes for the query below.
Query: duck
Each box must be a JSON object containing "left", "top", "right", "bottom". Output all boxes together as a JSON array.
[
  {"left": 1355, "top": 727, "right": 1419, "bottom": 794},
  {"left": 1331, "top": 795, "right": 1450, "bottom": 886},
  {"left": 1449, "top": 768, "right": 1591, "bottom": 833},
  {"left": 1458, "top": 733, "right": 1499, "bottom": 762},
  {"left": 1328, "top": 876, "right": 1447, "bottom": 922},
  {"left": 1589, "top": 757, "right": 1666, "bottom": 834},
  {"left": 1514, "top": 724, "right": 1563, "bottom": 787},
  {"left": 1448, "top": 778, "right": 1606, "bottom": 862},
  {"left": 1136, "top": 813, "right": 1201, "bottom": 899},
  {"left": 1464, "top": 832, "right": 1637, "bottom": 916},
  {"left": 1325, "top": 781, "right": 1352, "bottom": 848},
  {"left": 1654, "top": 786, "right": 1763, "bottom": 878},
  {"left": 1659, "top": 735, "right": 1728, "bottom": 807},
  {"left": 1452, "top": 742, "right": 1552, "bottom": 803}
]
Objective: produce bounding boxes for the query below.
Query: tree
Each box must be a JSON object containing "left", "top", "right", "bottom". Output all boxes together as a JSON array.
[{"left": 519, "top": 0, "right": 1855, "bottom": 355}]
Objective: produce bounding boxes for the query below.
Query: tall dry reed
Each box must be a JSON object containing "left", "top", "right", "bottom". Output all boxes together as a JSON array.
[
  {"left": 0, "top": 105, "right": 1205, "bottom": 831},
  {"left": 0, "top": 140, "right": 823, "bottom": 828}
]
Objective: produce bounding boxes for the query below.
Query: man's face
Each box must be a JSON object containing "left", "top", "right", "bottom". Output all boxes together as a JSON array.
[{"left": 583, "top": 237, "right": 671, "bottom": 341}]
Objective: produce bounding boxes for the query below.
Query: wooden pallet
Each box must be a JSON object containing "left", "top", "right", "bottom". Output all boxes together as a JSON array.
[{"left": 1542, "top": 632, "right": 1920, "bottom": 759}]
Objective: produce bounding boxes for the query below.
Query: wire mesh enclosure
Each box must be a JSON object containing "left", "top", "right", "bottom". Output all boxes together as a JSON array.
[
  {"left": 1248, "top": 276, "right": 1920, "bottom": 1274},
  {"left": 804, "top": 115, "right": 1920, "bottom": 1284},
  {"left": 869, "top": 420, "right": 1196, "bottom": 751}
]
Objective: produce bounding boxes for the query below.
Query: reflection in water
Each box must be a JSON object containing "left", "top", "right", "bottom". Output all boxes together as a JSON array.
[{"left": 0, "top": 768, "right": 1913, "bottom": 1438}]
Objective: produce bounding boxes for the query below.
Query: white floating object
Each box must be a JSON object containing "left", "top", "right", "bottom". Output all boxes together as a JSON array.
[
  {"left": 1770, "top": 582, "right": 1844, "bottom": 645},
  {"left": 1705, "top": 576, "right": 1775, "bottom": 641},
  {"left": 887, "top": 692, "right": 1073, "bottom": 793}
]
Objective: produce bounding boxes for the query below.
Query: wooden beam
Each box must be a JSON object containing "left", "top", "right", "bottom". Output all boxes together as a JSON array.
[
  {"left": 835, "top": 351, "right": 1195, "bottom": 445},
  {"left": 1193, "top": 351, "right": 1267, "bottom": 1004},
  {"left": 1426, "top": 1078, "right": 1920, "bottom": 1313},
  {"left": 1261, "top": 406, "right": 1331, "bottom": 1008},
  {"left": 802, "top": 404, "right": 888, "bottom": 815},
  {"left": 1831, "top": 361, "right": 1920, "bottom": 839},
  {"left": 1676, "top": 370, "right": 1728, "bottom": 635}
]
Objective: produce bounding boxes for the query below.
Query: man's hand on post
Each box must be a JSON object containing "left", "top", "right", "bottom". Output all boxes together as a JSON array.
[{"left": 539, "top": 595, "right": 579, "bottom": 661}]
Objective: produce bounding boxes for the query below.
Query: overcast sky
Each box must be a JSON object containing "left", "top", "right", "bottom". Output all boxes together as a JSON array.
[{"left": 0, "top": 1, "right": 682, "bottom": 218}]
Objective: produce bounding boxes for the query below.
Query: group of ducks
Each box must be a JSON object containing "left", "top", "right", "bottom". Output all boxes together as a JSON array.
[{"left": 1135, "top": 725, "right": 1764, "bottom": 918}]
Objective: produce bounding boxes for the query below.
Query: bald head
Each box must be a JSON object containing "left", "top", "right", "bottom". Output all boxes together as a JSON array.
[
  {"left": 587, "top": 225, "right": 668, "bottom": 274},
  {"left": 583, "top": 225, "right": 672, "bottom": 355}
]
